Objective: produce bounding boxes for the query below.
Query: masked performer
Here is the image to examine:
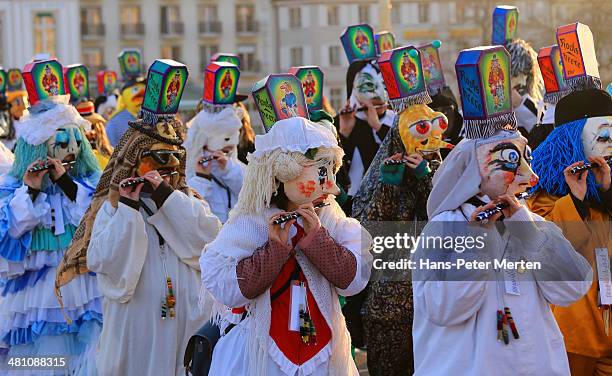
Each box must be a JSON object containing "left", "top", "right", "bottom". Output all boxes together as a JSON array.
[
  {"left": 184, "top": 62, "right": 248, "bottom": 223},
  {"left": 350, "top": 46, "right": 451, "bottom": 375},
  {"left": 410, "top": 46, "right": 592, "bottom": 376},
  {"left": 105, "top": 50, "right": 145, "bottom": 147},
  {"left": 528, "top": 24, "right": 612, "bottom": 374},
  {"left": 336, "top": 25, "right": 394, "bottom": 210},
  {"left": 75, "top": 101, "right": 113, "bottom": 170},
  {"left": 200, "top": 113, "right": 373, "bottom": 375},
  {"left": 0, "top": 59, "right": 102, "bottom": 374},
  {"left": 55, "top": 60, "right": 221, "bottom": 376}
]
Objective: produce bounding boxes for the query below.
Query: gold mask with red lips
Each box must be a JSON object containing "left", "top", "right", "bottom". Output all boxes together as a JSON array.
[{"left": 398, "top": 103, "right": 454, "bottom": 157}]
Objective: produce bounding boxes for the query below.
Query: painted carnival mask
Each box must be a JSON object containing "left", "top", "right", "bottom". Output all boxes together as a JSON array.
[
  {"left": 46, "top": 124, "right": 83, "bottom": 163},
  {"left": 581, "top": 116, "right": 612, "bottom": 159},
  {"left": 122, "top": 82, "right": 145, "bottom": 116},
  {"left": 476, "top": 134, "right": 538, "bottom": 198},
  {"left": 398, "top": 104, "right": 453, "bottom": 157},
  {"left": 284, "top": 156, "right": 341, "bottom": 206},
  {"left": 136, "top": 121, "right": 183, "bottom": 183},
  {"left": 352, "top": 65, "right": 388, "bottom": 106},
  {"left": 204, "top": 128, "right": 239, "bottom": 155}
]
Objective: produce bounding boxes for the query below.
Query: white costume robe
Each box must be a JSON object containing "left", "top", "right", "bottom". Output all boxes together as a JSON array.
[
  {"left": 200, "top": 205, "right": 372, "bottom": 376},
  {"left": 412, "top": 202, "right": 592, "bottom": 376},
  {"left": 87, "top": 191, "right": 221, "bottom": 376}
]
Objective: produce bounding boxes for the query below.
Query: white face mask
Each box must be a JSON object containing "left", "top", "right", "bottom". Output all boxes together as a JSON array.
[
  {"left": 350, "top": 64, "right": 388, "bottom": 107},
  {"left": 204, "top": 129, "right": 240, "bottom": 154},
  {"left": 581, "top": 116, "right": 612, "bottom": 158},
  {"left": 284, "top": 158, "right": 340, "bottom": 206},
  {"left": 46, "top": 124, "right": 82, "bottom": 162}
]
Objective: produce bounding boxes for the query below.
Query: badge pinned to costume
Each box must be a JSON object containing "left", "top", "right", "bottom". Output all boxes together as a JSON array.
[
  {"left": 22, "top": 59, "right": 65, "bottom": 105},
  {"left": 556, "top": 22, "right": 601, "bottom": 91},
  {"left": 340, "top": 24, "right": 377, "bottom": 64},
  {"left": 211, "top": 53, "right": 241, "bottom": 69},
  {"left": 378, "top": 46, "right": 430, "bottom": 112},
  {"left": 288, "top": 66, "right": 324, "bottom": 112},
  {"left": 140, "top": 59, "right": 188, "bottom": 125},
  {"left": 203, "top": 61, "right": 240, "bottom": 105},
  {"left": 537, "top": 46, "right": 569, "bottom": 105},
  {"left": 418, "top": 40, "right": 445, "bottom": 96},
  {"left": 7, "top": 69, "right": 23, "bottom": 92},
  {"left": 118, "top": 49, "right": 143, "bottom": 81},
  {"left": 96, "top": 70, "right": 118, "bottom": 96},
  {"left": 63, "top": 64, "right": 90, "bottom": 103},
  {"left": 0, "top": 68, "right": 7, "bottom": 94},
  {"left": 375, "top": 31, "right": 396, "bottom": 56},
  {"left": 289, "top": 281, "right": 307, "bottom": 332},
  {"left": 492, "top": 5, "right": 518, "bottom": 45},
  {"left": 455, "top": 46, "right": 516, "bottom": 139},
  {"left": 251, "top": 74, "right": 309, "bottom": 132}
]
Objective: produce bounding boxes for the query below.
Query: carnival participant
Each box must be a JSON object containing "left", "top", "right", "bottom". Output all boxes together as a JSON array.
[
  {"left": 56, "top": 59, "right": 221, "bottom": 375},
  {"left": 351, "top": 45, "right": 452, "bottom": 375},
  {"left": 528, "top": 23, "right": 612, "bottom": 375},
  {"left": 200, "top": 77, "right": 373, "bottom": 375},
  {"left": 411, "top": 45, "right": 591, "bottom": 376},
  {"left": 0, "top": 59, "right": 102, "bottom": 375},
  {"left": 105, "top": 50, "right": 145, "bottom": 146},
  {"left": 2, "top": 68, "right": 27, "bottom": 150},
  {"left": 335, "top": 25, "right": 395, "bottom": 208},
  {"left": 94, "top": 70, "right": 119, "bottom": 121},
  {"left": 185, "top": 62, "right": 247, "bottom": 223}
]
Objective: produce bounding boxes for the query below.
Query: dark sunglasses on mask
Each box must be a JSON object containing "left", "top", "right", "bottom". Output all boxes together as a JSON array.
[{"left": 142, "top": 149, "right": 184, "bottom": 165}]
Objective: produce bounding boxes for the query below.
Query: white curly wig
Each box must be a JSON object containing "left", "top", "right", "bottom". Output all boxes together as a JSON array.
[{"left": 507, "top": 39, "right": 544, "bottom": 102}]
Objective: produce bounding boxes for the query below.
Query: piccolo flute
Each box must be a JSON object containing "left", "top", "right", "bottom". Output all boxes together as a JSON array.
[
  {"left": 199, "top": 151, "right": 228, "bottom": 165},
  {"left": 273, "top": 202, "right": 330, "bottom": 225},
  {"left": 569, "top": 156, "right": 612, "bottom": 174},
  {"left": 119, "top": 171, "right": 178, "bottom": 188},
  {"left": 339, "top": 104, "right": 387, "bottom": 115},
  {"left": 475, "top": 191, "right": 532, "bottom": 222},
  {"left": 28, "top": 160, "right": 76, "bottom": 173}
]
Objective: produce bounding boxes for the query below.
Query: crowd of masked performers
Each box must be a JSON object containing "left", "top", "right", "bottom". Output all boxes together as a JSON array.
[{"left": 0, "top": 11, "right": 611, "bottom": 376}]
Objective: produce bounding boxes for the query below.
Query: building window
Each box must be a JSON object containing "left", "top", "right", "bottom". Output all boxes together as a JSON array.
[
  {"left": 81, "top": 7, "right": 104, "bottom": 36},
  {"left": 329, "top": 88, "right": 343, "bottom": 114},
  {"left": 329, "top": 46, "right": 341, "bottom": 66},
  {"left": 200, "top": 44, "right": 219, "bottom": 71},
  {"left": 120, "top": 5, "right": 144, "bottom": 35},
  {"left": 238, "top": 45, "right": 258, "bottom": 72},
  {"left": 198, "top": 4, "right": 221, "bottom": 33},
  {"left": 418, "top": 3, "right": 429, "bottom": 24},
  {"left": 290, "top": 47, "right": 303, "bottom": 67},
  {"left": 391, "top": 2, "right": 401, "bottom": 24},
  {"left": 327, "top": 5, "right": 339, "bottom": 26},
  {"left": 161, "top": 44, "right": 182, "bottom": 60},
  {"left": 236, "top": 5, "right": 257, "bottom": 33},
  {"left": 33, "top": 13, "right": 56, "bottom": 56},
  {"left": 358, "top": 5, "right": 369, "bottom": 23},
  {"left": 82, "top": 48, "right": 104, "bottom": 71},
  {"left": 289, "top": 7, "right": 301, "bottom": 28},
  {"left": 161, "top": 5, "right": 183, "bottom": 35}
]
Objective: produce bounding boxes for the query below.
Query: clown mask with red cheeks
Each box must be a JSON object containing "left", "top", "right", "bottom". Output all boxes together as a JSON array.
[
  {"left": 476, "top": 133, "right": 538, "bottom": 199},
  {"left": 284, "top": 156, "right": 341, "bottom": 207}
]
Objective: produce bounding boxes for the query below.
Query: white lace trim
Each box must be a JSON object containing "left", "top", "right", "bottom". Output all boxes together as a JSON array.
[{"left": 268, "top": 338, "right": 332, "bottom": 376}]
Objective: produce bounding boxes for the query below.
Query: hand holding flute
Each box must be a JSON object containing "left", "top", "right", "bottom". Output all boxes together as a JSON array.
[
  {"left": 24, "top": 159, "right": 75, "bottom": 190},
  {"left": 569, "top": 156, "right": 612, "bottom": 174},
  {"left": 119, "top": 170, "right": 179, "bottom": 189},
  {"left": 272, "top": 202, "right": 330, "bottom": 225},
  {"left": 472, "top": 192, "right": 530, "bottom": 223}
]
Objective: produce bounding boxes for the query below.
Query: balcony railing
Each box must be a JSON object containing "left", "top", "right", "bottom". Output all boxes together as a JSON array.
[
  {"left": 199, "top": 21, "right": 222, "bottom": 34},
  {"left": 161, "top": 22, "right": 184, "bottom": 36},
  {"left": 236, "top": 20, "right": 259, "bottom": 34},
  {"left": 81, "top": 23, "right": 105, "bottom": 37},
  {"left": 120, "top": 23, "right": 145, "bottom": 37}
]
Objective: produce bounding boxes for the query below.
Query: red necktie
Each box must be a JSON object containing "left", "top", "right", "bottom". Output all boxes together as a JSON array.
[{"left": 291, "top": 223, "right": 306, "bottom": 248}]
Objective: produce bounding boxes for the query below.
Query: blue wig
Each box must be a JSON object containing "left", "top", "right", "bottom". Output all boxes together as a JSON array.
[
  {"left": 531, "top": 118, "right": 600, "bottom": 201},
  {"left": 9, "top": 127, "right": 100, "bottom": 187}
]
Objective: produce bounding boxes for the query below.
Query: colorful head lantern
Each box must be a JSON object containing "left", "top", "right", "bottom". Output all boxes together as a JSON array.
[
  {"left": 340, "top": 24, "right": 377, "bottom": 64},
  {"left": 538, "top": 45, "right": 569, "bottom": 105},
  {"left": 418, "top": 40, "right": 445, "bottom": 96},
  {"left": 0, "top": 68, "right": 7, "bottom": 94},
  {"left": 556, "top": 22, "right": 601, "bottom": 91},
  {"left": 211, "top": 53, "right": 241, "bottom": 69},
  {"left": 118, "top": 49, "right": 143, "bottom": 82},
  {"left": 203, "top": 62, "right": 241, "bottom": 106},
  {"left": 492, "top": 5, "right": 519, "bottom": 46},
  {"left": 378, "top": 46, "right": 430, "bottom": 112},
  {"left": 455, "top": 46, "right": 517, "bottom": 139},
  {"left": 63, "top": 64, "right": 90, "bottom": 103},
  {"left": 7, "top": 69, "right": 23, "bottom": 92},
  {"left": 252, "top": 74, "right": 309, "bottom": 132},
  {"left": 22, "top": 59, "right": 65, "bottom": 106},
  {"left": 96, "top": 70, "right": 118, "bottom": 96},
  {"left": 288, "top": 66, "right": 324, "bottom": 112},
  {"left": 375, "top": 31, "right": 396, "bottom": 56}
]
